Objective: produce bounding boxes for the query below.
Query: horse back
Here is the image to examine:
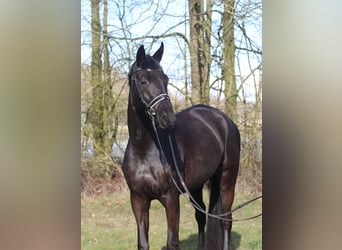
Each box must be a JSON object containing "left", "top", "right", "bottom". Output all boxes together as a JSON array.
[
  {"left": 174, "top": 104, "right": 240, "bottom": 188},
  {"left": 175, "top": 104, "right": 239, "bottom": 145}
]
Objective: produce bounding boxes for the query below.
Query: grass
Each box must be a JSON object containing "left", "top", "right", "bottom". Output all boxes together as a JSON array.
[{"left": 81, "top": 187, "right": 261, "bottom": 250}]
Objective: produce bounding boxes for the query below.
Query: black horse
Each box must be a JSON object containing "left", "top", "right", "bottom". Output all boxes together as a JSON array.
[{"left": 122, "top": 43, "right": 240, "bottom": 250}]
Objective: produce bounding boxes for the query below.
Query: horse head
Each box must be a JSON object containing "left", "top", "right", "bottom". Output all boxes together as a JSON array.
[{"left": 129, "top": 43, "right": 176, "bottom": 130}]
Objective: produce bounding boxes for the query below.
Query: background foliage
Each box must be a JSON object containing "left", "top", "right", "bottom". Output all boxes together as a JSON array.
[{"left": 81, "top": 0, "right": 262, "bottom": 193}]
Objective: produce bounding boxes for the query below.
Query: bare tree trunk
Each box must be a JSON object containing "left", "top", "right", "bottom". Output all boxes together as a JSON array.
[
  {"left": 202, "top": 0, "right": 212, "bottom": 104},
  {"left": 103, "top": 0, "right": 116, "bottom": 152},
  {"left": 222, "top": 0, "right": 237, "bottom": 122},
  {"left": 188, "top": 0, "right": 212, "bottom": 104},
  {"left": 188, "top": 0, "right": 202, "bottom": 104},
  {"left": 91, "top": 0, "right": 106, "bottom": 157}
]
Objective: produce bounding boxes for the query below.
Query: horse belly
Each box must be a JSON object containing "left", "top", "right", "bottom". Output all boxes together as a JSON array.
[{"left": 183, "top": 149, "right": 222, "bottom": 189}]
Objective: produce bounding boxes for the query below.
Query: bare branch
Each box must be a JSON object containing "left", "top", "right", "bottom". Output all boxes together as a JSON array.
[{"left": 108, "top": 32, "right": 190, "bottom": 47}]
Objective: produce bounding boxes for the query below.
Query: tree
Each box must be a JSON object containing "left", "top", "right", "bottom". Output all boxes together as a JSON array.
[
  {"left": 222, "top": 0, "right": 237, "bottom": 122},
  {"left": 103, "top": 0, "right": 118, "bottom": 150},
  {"left": 234, "top": 0, "right": 262, "bottom": 191},
  {"left": 91, "top": 0, "right": 111, "bottom": 159},
  {"left": 188, "top": 0, "right": 213, "bottom": 104},
  {"left": 82, "top": 0, "right": 262, "bottom": 188}
]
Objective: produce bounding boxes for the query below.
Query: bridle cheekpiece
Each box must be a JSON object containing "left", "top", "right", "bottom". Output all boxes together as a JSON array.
[{"left": 129, "top": 68, "right": 171, "bottom": 119}]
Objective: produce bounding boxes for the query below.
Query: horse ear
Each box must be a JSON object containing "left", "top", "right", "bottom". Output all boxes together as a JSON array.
[
  {"left": 152, "top": 42, "right": 164, "bottom": 63},
  {"left": 136, "top": 45, "right": 145, "bottom": 67}
]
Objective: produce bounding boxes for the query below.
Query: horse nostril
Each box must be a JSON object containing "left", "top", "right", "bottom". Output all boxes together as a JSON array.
[
  {"left": 158, "top": 110, "right": 176, "bottom": 129},
  {"left": 168, "top": 122, "right": 175, "bottom": 129},
  {"left": 167, "top": 112, "right": 176, "bottom": 129},
  {"left": 168, "top": 114, "right": 176, "bottom": 128}
]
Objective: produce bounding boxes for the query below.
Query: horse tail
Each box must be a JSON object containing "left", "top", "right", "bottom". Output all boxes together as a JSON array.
[{"left": 205, "top": 175, "right": 223, "bottom": 250}]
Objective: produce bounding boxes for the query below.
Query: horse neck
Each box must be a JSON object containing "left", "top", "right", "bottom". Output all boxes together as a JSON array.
[
  {"left": 127, "top": 99, "right": 174, "bottom": 168},
  {"left": 127, "top": 98, "right": 155, "bottom": 148},
  {"left": 127, "top": 96, "right": 175, "bottom": 167}
]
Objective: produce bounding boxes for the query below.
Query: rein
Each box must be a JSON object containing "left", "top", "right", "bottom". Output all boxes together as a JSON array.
[
  {"left": 130, "top": 68, "right": 262, "bottom": 221},
  {"left": 154, "top": 118, "right": 262, "bottom": 222}
]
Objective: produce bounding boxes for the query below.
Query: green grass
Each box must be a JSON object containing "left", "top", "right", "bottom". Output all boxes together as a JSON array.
[{"left": 81, "top": 188, "right": 261, "bottom": 250}]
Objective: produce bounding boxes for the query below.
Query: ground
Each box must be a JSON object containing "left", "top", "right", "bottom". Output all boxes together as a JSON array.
[{"left": 81, "top": 175, "right": 262, "bottom": 250}]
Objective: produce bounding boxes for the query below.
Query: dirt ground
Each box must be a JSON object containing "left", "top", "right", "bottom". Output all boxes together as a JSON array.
[{"left": 81, "top": 174, "right": 128, "bottom": 196}]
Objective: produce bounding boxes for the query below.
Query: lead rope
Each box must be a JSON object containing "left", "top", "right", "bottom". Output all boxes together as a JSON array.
[{"left": 150, "top": 117, "right": 262, "bottom": 222}]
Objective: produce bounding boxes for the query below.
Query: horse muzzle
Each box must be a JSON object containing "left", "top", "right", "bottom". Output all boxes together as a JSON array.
[{"left": 156, "top": 102, "right": 176, "bottom": 130}]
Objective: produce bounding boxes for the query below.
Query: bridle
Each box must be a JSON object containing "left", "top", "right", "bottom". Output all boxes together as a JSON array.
[
  {"left": 129, "top": 68, "right": 171, "bottom": 119},
  {"left": 128, "top": 68, "right": 262, "bottom": 221}
]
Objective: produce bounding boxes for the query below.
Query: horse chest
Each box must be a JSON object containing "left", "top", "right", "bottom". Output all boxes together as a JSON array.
[{"left": 125, "top": 159, "right": 171, "bottom": 197}]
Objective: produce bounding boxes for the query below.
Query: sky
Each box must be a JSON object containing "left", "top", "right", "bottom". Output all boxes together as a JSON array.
[{"left": 81, "top": 0, "right": 262, "bottom": 102}]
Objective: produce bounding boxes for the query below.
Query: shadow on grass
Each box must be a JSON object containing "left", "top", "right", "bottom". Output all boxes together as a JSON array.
[
  {"left": 231, "top": 231, "right": 242, "bottom": 249},
  {"left": 179, "top": 231, "right": 241, "bottom": 250}
]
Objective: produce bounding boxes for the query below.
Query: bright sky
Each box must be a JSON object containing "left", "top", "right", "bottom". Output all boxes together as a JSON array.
[{"left": 81, "top": 0, "right": 262, "bottom": 102}]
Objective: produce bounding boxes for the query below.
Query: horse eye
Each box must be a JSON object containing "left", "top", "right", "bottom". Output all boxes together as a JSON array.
[{"left": 140, "top": 80, "right": 147, "bottom": 85}]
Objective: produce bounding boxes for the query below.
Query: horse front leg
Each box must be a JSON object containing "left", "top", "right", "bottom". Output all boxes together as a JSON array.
[
  {"left": 191, "top": 188, "right": 206, "bottom": 250},
  {"left": 160, "top": 191, "right": 180, "bottom": 250},
  {"left": 131, "top": 192, "right": 151, "bottom": 250}
]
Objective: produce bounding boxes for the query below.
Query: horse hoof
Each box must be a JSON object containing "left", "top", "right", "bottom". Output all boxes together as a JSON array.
[{"left": 160, "top": 247, "right": 167, "bottom": 250}]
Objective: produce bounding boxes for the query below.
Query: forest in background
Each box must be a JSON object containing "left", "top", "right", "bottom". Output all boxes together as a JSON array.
[{"left": 81, "top": 0, "right": 262, "bottom": 193}]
